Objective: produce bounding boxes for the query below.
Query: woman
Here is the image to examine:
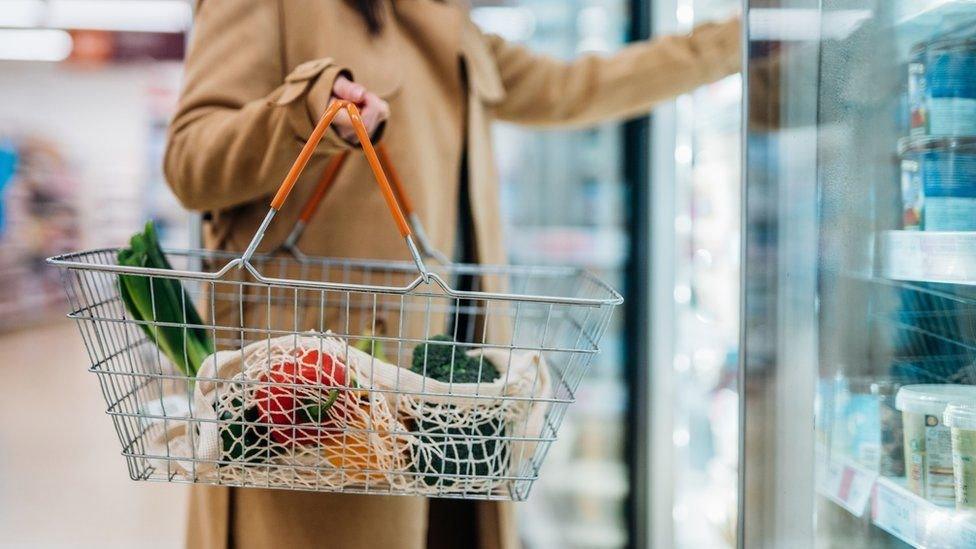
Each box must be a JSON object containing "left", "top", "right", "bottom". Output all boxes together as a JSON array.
[{"left": 165, "top": 1, "right": 740, "bottom": 547}]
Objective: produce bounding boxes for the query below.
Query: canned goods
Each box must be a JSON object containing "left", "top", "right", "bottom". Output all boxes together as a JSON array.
[
  {"left": 899, "top": 136, "right": 976, "bottom": 231},
  {"left": 909, "top": 37, "right": 976, "bottom": 137}
]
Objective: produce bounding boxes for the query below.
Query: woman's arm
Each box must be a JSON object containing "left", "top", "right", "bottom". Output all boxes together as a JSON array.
[
  {"left": 486, "top": 18, "right": 741, "bottom": 128},
  {"left": 164, "top": 0, "right": 356, "bottom": 211}
]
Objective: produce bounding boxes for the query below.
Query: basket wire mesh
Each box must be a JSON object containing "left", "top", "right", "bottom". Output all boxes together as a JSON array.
[{"left": 48, "top": 101, "right": 622, "bottom": 500}]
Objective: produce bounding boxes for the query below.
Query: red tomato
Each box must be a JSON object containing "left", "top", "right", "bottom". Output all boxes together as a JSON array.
[{"left": 255, "top": 348, "right": 349, "bottom": 446}]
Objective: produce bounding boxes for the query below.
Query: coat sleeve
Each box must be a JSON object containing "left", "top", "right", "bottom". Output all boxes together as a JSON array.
[
  {"left": 485, "top": 18, "right": 741, "bottom": 128},
  {"left": 164, "top": 0, "right": 352, "bottom": 211}
]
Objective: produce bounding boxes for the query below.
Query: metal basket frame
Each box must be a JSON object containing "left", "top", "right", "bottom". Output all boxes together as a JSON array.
[{"left": 48, "top": 101, "right": 622, "bottom": 500}]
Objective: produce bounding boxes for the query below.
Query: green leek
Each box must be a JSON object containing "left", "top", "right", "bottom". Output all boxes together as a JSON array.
[{"left": 117, "top": 222, "right": 213, "bottom": 376}]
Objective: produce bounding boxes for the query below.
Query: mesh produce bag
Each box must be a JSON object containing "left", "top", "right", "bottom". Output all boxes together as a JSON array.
[{"left": 147, "top": 333, "right": 551, "bottom": 495}]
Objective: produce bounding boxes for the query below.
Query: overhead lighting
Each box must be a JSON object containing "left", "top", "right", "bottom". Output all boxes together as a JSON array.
[
  {"left": 0, "top": 0, "right": 193, "bottom": 33},
  {"left": 0, "top": 29, "right": 73, "bottom": 61}
]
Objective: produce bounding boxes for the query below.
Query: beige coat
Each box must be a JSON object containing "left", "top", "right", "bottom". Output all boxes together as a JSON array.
[{"left": 164, "top": 1, "right": 740, "bottom": 547}]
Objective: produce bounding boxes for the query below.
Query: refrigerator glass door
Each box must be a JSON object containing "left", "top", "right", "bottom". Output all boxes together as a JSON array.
[
  {"left": 743, "top": 1, "right": 976, "bottom": 547},
  {"left": 662, "top": 1, "right": 742, "bottom": 547}
]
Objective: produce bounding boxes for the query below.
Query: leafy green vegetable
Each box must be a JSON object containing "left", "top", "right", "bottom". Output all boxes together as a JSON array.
[
  {"left": 409, "top": 335, "right": 503, "bottom": 486},
  {"left": 410, "top": 334, "right": 497, "bottom": 384},
  {"left": 117, "top": 222, "right": 213, "bottom": 376}
]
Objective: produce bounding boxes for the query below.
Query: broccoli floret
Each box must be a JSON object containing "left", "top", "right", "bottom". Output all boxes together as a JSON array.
[
  {"left": 409, "top": 335, "right": 505, "bottom": 488},
  {"left": 413, "top": 415, "right": 506, "bottom": 487},
  {"left": 410, "top": 334, "right": 497, "bottom": 384}
]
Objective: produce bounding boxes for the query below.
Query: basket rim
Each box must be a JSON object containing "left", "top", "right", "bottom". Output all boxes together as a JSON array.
[{"left": 47, "top": 246, "right": 625, "bottom": 307}]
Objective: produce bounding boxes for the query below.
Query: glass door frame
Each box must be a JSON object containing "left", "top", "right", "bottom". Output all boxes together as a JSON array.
[{"left": 739, "top": 1, "right": 823, "bottom": 547}]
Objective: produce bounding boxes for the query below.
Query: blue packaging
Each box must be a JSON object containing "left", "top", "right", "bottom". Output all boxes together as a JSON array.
[
  {"left": 925, "top": 38, "right": 976, "bottom": 136},
  {"left": 899, "top": 137, "right": 976, "bottom": 231},
  {"left": 910, "top": 37, "right": 976, "bottom": 136}
]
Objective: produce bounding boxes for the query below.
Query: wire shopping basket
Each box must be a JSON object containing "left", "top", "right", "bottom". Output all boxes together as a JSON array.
[{"left": 48, "top": 101, "right": 622, "bottom": 501}]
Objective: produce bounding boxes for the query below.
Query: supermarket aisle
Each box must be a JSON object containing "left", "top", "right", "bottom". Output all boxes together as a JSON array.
[{"left": 0, "top": 321, "right": 186, "bottom": 547}]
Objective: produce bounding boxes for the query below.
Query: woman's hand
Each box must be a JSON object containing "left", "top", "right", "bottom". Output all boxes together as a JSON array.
[{"left": 326, "top": 75, "right": 390, "bottom": 144}]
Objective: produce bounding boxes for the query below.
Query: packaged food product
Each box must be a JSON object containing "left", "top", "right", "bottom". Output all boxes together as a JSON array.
[
  {"left": 832, "top": 376, "right": 881, "bottom": 470},
  {"left": 924, "top": 37, "right": 976, "bottom": 136},
  {"left": 874, "top": 380, "right": 906, "bottom": 477},
  {"left": 898, "top": 136, "right": 976, "bottom": 231},
  {"left": 944, "top": 402, "right": 976, "bottom": 511},
  {"left": 896, "top": 384, "right": 976, "bottom": 505},
  {"left": 829, "top": 377, "right": 906, "bottom": 474},
  {"left": 909, "top": 38, "right": 976, "bottom": 136}
]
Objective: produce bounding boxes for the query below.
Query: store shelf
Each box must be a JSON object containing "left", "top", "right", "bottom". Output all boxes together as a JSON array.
[
  {"left": 895, "top": 0, "right": 976, "bottom": 58},
  {"left": 878, "top": 230, "right": 976, "bottom": 286},
  {"left": 873, "top": 477, "right": 976, "bottom": 547},
  {"left": 818, "top": 453, "right": 976, "bottom": 547},
  {"left": 896, "top": 0, "right": 976, "bottom": 28}
]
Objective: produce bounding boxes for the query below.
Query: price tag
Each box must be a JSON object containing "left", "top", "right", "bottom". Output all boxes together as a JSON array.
[
  {"left": 841, "top": 466, "right": 876, "bottom": 516},
  {"left": 820, "top": 456, "right": 877, "bottom": 517},
  {"left": 873, "top": 481, "right": 918, "bottom": 545}
]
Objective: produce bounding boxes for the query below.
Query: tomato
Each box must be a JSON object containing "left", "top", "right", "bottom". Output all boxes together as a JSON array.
[{"left": 254, "top": 347, "right": 349, "bottom": 446}]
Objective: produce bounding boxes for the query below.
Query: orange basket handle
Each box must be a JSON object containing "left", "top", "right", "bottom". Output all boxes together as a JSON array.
[
  {"left": 281, "top": 151, "right": 349, "bottom": 249},
  {"left": 281, "top": 143, "right": 449, "bottom": 264},
  {"left": 240, "top": 100, "right": 429, "bottom": 279}
]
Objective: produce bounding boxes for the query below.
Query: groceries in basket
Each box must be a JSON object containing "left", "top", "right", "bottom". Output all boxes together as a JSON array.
[
  {"left": 114, "top": 224, "right": 552, "bottom": 494},
  {"left": 154, "top": 333, "right": 550, "bottom": 494},
  {"left": 54, "top": 105, "right": 620, "bottom": 500}
]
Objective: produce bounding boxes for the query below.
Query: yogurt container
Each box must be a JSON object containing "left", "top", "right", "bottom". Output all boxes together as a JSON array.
[
  {"left": 925, "top": 37, "right": 976, "bottom": 136},
  {"left": 945, "top": 403, "right": 976, "bottom": 511},
  {"left": 910, "top": 37, "right": 976, "bottom": 136},
  {"left": 896, "top": 384, "right": 976, "bottom": 505},
  {"left": 898, "top": 136, "right": 976, "bottom": 231}
]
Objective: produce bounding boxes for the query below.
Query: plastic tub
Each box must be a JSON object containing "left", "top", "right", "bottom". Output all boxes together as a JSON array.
[
  {"left": 896, "top": 384, "right": 976, "bottom": 505},
  {"left": 899, "top": 137, "right": 976, "bottom": 231},
  {"left": 909, "top": 37, "right": 976, "bottom": 136},
  {"left": 945, "top": 403, "right": 976, "bottom": 511}
]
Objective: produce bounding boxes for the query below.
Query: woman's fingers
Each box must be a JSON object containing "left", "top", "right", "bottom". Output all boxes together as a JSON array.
[
  {"left": 359, "top": 93, "right": 390, "bottom": 137},
  {"left": 328, "top": 76, "right": 389, "bottom": 143},
  {"left": 331, "top": 76, "right": 365, "bottom": 103}
]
